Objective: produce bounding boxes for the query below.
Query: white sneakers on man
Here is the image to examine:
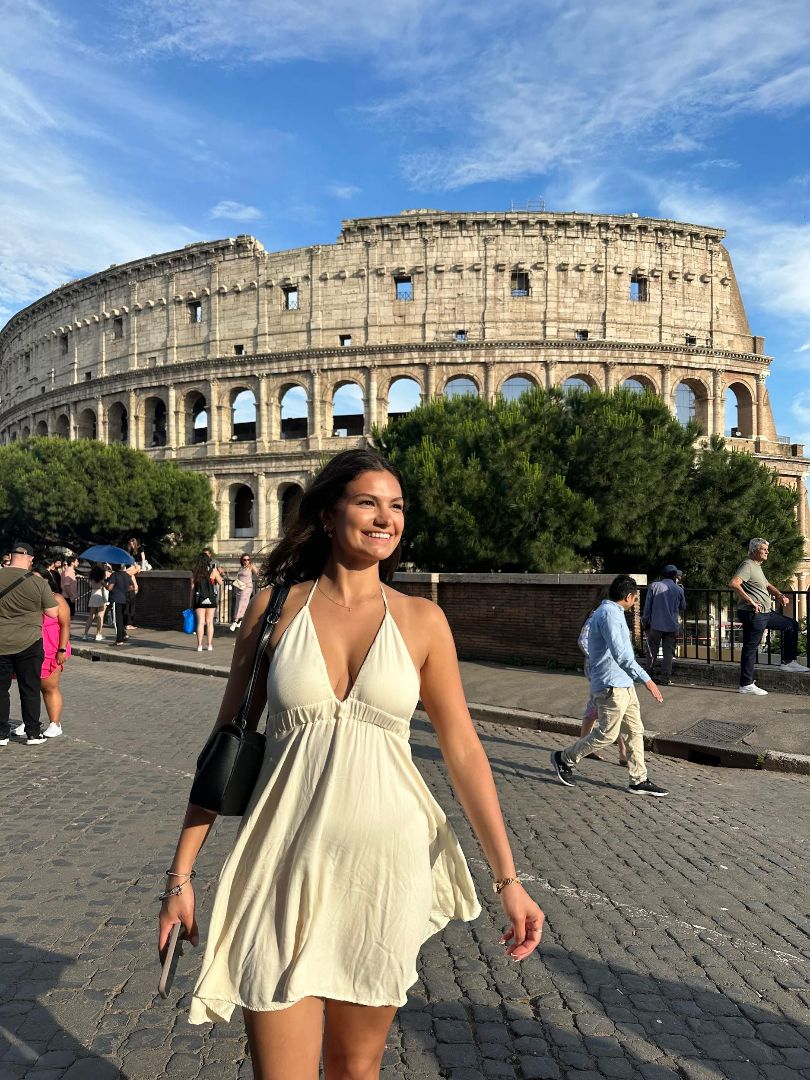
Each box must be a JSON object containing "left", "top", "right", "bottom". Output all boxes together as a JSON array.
[
  {"left": 780, "top": 660, "right": 809, "bottom": 674},
  {"left": 739, "top": 683, "right": 768, "bottom": 695}
]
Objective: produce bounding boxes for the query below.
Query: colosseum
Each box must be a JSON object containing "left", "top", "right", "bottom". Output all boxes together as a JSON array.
[{"left": 0, "top": 208, "right": 807, "bottom": 586}]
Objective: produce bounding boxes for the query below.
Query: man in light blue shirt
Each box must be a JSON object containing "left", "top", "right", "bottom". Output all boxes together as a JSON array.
[
  {"left": 642, "top": 564, "right": 686, "bottom": 686},
  {"left": 552, "top": 575, "right": 668, "bottom": 796}
]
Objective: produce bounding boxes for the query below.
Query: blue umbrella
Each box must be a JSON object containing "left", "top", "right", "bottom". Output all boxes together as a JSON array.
[{"left": 79, "top": 544, "right": 135, "bottom": 566}]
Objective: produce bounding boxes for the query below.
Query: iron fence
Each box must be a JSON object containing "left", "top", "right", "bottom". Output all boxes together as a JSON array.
[
  {"left": 75, "top": 574, "right": 247, "bottom": 627},
  {"left": 638, "top": 586, "right": 809, "bottom": 668}
]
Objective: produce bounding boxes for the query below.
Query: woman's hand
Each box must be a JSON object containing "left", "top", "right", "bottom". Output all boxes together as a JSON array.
[
  {"left": 498, "top": 883, "right": 545, "bottom": 961},
  {"left": 158, "top": 885, "right": 199, "bottom": 964}
]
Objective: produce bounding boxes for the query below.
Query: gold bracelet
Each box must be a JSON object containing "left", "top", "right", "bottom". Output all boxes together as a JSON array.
[{"left": 493, "top": 877, "right": 520, "bottom": 895}]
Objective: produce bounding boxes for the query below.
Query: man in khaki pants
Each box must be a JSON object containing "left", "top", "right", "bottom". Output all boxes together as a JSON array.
[{"left": 552, "top": 575, "right": 668, "bottom": 796}]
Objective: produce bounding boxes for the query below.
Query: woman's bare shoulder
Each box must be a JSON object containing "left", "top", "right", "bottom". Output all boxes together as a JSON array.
[{"left": 384, "top": 587, "right": 448, "bottom": 631}]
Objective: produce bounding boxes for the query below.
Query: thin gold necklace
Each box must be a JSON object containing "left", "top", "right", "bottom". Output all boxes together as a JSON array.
[{"left": 316, "top": 581, "right": 380, "bottom": 613}]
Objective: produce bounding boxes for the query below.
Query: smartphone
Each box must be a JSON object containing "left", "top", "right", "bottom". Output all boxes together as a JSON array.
[{"left": 158, "top": 923, "right": 185, "bottom": 999}]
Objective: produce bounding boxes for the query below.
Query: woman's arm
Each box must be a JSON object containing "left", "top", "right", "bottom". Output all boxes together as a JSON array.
[
  {"left": 53, "top": 594, "right": 71, "bottom": 658},
  {"left": 159, "top": 589, "right": 273, "bottom": 958},
  {"left": 418, "top": 602, "right": 544, "bottom": 961}
]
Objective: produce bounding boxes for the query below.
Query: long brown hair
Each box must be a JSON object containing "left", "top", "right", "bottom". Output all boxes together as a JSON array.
[
  {"left": 259, "top": 449, "right": 406, "bottom": 586},
  {"left": 192, "top": 552, "right": 212, "bottom": 584}
]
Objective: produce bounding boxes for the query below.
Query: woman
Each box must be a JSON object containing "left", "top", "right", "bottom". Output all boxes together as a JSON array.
[
  {"left": 83, "top": 563, "right": 108, "bottom": 641},
  {"left": 15, "top": 564, "right": 71, "bottom": 739},
  {"left": 60, "top": 556, "right": 79, "bottom": 617},
  {"left": 229, "top": 553, "right": 257, "bottom": 632},
  {"left": 191, "top": 552, "right": 223, "bottom": 652},
  {"left": 159, "top": 449, "right": 544, "bottom": 1080}
]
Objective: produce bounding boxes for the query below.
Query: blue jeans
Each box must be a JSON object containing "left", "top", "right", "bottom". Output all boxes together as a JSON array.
[{"left": 738, "top": 610, "right": 798, "bottom": 686}]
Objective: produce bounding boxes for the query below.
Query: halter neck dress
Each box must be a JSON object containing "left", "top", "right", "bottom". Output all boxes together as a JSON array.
[{"left": 189, "top": 581, "right": 481, "bottom": 1024}]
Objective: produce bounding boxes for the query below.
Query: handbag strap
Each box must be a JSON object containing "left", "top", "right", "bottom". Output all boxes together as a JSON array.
[
  {"left": 0, "top": 570, "right": 33, "bottom": 604},
  {"left": 234, "top": 582, "right": 290, "bottom": 730}
]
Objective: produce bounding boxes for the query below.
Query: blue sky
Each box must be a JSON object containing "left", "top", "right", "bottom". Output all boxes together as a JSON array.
[{"left": 2, "top": 0, "right": 810, "bottom": 442}]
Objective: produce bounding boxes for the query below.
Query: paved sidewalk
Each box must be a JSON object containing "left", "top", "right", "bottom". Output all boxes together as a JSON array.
[
  {"left": 70, "top": 620, "right": 810, "bottom": 769},
  {"left": 0, "top": 659, "right": 808, "bottom": 1079}
]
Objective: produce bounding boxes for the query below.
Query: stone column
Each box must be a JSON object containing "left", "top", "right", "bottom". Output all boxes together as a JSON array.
[
  {"left": 604, "top": 361, "right": 615, "bottom": 393},
  {"left": 484, "top": 361, "right": 496, "bottom": 402},
  {"left": 128, "top": 390, "right": 139, "bottom": 449},
  {"left": 209, "top": 266, "right": 220, "bottom": 360},
  {"left": 756, "top": 374, "right": 767, "bottom": 438},
  {"left": 660, "top": 365, "right": 672, "bottom": 414},
  {"left": 309, "top": 369, "right": 323, "bottom": 442},
  {"left": 68, "top": 401, "right": 77, "bottom": 440},
  {"left": 218, "top": 485, "right": 230, "bottom": 547},
  {"left": 257, "top": 472, "right": 268, "bottom": 545},
  {"left": 797, "top": 477, "right": 808, "bottom": 540},
  {"left": 167, "top": 384, "right": 177, "bottom": 447},
  {"left": 208, "top": 379, "right": 220, "bottom": 445},
  {"left": 546, "top": 360, "right": 556, "bottom": 391},
  {"left": 712, "top": 369, "right": 724, "bottom": 437},
  {"left": 97, "top": 399, "right": 106, "bottom": 443},
  {"left": 257, "top": 376, "right": 271, "bottom": 445},
  {"left": 366, "top": 365, "right": 378, "bottom": 431}
]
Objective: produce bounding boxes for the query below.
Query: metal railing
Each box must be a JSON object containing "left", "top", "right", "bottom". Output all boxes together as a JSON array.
[
  {"left": 638, "top": 586, "right": 809, "bottom": 667},
  {"left": 75, "top": 574, "right": 251, "bottom": 627}
]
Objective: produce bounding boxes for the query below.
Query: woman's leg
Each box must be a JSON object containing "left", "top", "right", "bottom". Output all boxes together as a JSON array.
[
  {"left": 323, "top": 1000, "right": 397, "bottom": 1080},
  {"left": 84, "top": 608, "right": 95, "bottom": 636},
  {"left": 40, "top": 669, "right": 63, "bottom": 729},
  {"left": 96, "top": 606, "right": 106, "bottom": 636},
  {"left": 195, "top": 609, "right": 204, "bottom": 648},
  {"left": 244, "top": 998, "right": 323, "bottom": 1080},
  {"left": 205, "top": 609, "right": 215, "bottom": 648}
]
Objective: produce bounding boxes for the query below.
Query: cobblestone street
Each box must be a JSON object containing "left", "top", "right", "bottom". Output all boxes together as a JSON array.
[{"left": 0, "top": 657, "right": 808, "bottom": 1080}]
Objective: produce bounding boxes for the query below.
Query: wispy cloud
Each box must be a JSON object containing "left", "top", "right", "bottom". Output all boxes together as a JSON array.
[
  {"left": 209, "top": 200, "right": 263, "bottom": 222},
  {"left": 789, "top": 390, "right": 810, "bottom": 446},
  {"left": 327, "top": 184, "right": 362, "bottom": 200}
]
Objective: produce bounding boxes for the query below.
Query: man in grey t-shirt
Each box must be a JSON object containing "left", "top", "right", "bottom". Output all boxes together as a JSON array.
[{"left": 729, "top": 537, "right": 806, "bottom": 694}]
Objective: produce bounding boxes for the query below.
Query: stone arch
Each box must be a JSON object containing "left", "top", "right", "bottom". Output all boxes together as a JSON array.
[
  {"left": 107, "top": 401, "right": 128, "bottom": 443},
  {"left": 443, "top": 375, "right": 480, "bottom": 398},
  {"left": 724, "top": 379, "right": 754, "bottom": 438},
  {"left": 55, "top": 413, "right": 70, "bottom": 438},
  {"left": 387, "top": 376, "right": 422, "bottom": 422},
  {"left": 231, "top": 483, "right": 256, "bottom": 538},
  {"left": 280, "top": 383, "right": 308, "bottom": 440},
  {"left": 230, "top": 387, "right": 257, "bottom": 442},
  {"left": 498, "top": 373, "right": 539, "bottom": 401},
  {"left": 35, "top": 419, "right": 49, "bottom": 437},
  {"left": 278, "top": 482, "right": 303, "bottom": 536},
  {"left": 184, "top": 390, "right": 208, "bottom": 444},
  {"left": 144, "top": 395, "right": 167, "bottom": 447},
  {"left": 331, "top": 379, "right": 365, "bottom": 436},
  {"left": 674, "top": 377, "right": 709, "bottom": 432},
  {"left": 563, "top": 373, "right": 597, "bottom": 394},
  {"left": 21, "top": 425, "right": 31, "bottom": 439},
  {"left": 77, "top": 408, "right": 97, "bottom": 440},
  {"left": 620, "top": 374, "right": 657, "bottom": 394}
]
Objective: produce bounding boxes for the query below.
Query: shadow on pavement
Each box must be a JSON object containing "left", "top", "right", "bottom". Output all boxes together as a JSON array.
[{"left": 0, "top": 936, "right": 124, "bottom": 1078}]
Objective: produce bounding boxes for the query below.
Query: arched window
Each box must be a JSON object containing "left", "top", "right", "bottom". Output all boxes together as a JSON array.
[
  {"left": 21, "top": 426, "right": 31, "bottom": 439},
  {"left": 444, "top": 377, "right": 479, "bottom": 398},
  {"left": 145, "top": 397, "right": 167, "bottom": 447},
  {"left": 279, "top": 483, "right": 303, "bottom": 535},
  {"left": 233, "top": 485, "right": 255, "bottom": 538},
  {"left": 231, "top": 389, "right": 257, "bottom": 442},
  {"left": 500, "top": 375, "right": 537, "bottom": 401},
  {"left": 675, "top": 382, "right": 696, "bottom": 426},
  {"left": 332, "top": 382, "right": 364, "bottom": 436},
  {"left": 107, "top": 402, "right": 128, "bottom": 443},
  {"left": 621, "top": 378, "right": 646, "bottom": 394},
  {"left": 724, "top": 382, "right": 754, "bottom": 438},
  {"left": 55, "top": 414, "right": 69, "bottom": 438},
  {"left": 77, "top": 409, "right": 97, "bottom": 440},
  {"left": 387, "top": 377, "right": 421, "bottom": 422},
  {"left": 280, "top": 385, "right": 308, "bottom": 440},
  {"left": 185, "top": 392, "right": 207, "bottom": 444},
  {"left": 563, "top": 377, "right": 592, "bottom": 395},
  {"left": 35, "top": 420, "right": 49, "bottom": 437}
]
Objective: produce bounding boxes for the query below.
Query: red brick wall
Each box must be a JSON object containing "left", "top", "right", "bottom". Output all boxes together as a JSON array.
[{"left": 392, "top": 574, "right": 645, "bottom": 667}]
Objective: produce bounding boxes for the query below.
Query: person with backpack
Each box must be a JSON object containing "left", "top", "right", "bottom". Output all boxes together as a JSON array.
[
  {"left": 191, "top": 552, "right": 223, "bottom": 652},
  {"left": 0, "top": 541, "right": 59, "bottom": 746}
]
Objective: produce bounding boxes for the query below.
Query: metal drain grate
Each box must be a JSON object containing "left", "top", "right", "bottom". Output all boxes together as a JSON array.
[{"left": 676, "top": 719, "right": 755, "bottom": 744}]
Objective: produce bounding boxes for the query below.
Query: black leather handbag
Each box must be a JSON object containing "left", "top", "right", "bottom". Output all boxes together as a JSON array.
[{"left": 189, "top": 583, "right": 290, "bottom": 816}]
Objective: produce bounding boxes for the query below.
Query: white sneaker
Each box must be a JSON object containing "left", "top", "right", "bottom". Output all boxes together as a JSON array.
[
  {"left": 780, "top": 660, "right": 808, "bottom": 674},
  {"left": 0, "top": 738, "right": 8, "bottom": 746},
  {"left": 739, "top": 683, "right": 768, "bottom": 695},
  {"left": 207, "top": 645, "right": 213, "bottom": 652},
  {"left": 229, "top": 623, "right": 238, "bottom": 632},
  {"left": 12, "top": 723, "right": 25, "bottom": 738},
  {"left": 196, "top": 645, "right": 203, "bottom": 652},
  {"left": 95, "top": 634, "right": 104, "bottom": 641},
  {"left": 43, "top": 723, "right": 63, "bottom": 738}
]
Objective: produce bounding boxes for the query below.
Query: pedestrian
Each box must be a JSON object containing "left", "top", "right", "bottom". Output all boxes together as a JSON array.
[
  {"left": 84, "top": 564, "right": 109, "bottom": 640},
  {"left": 44, "top": 555, "right": 63, "bottom": 595},
  {"left": 124, "top": 562, "right": 139, "bottom": 630},
  {"left": 641, "top": 564, "right": 686, "bottom": 686},
  {"left": 551, "top": 574, "right": 668, "bottom": 796},
  {"left": 106, "top": 564, "right": 132, "bottom": 646},
  {"left": 60, "top": 555, "right": 79, "bottom": 617},
  {"left": 12, "top": 562, "right": 71, "bottom": 740},
  {"left": 229, "top": 553, "right": 256, "bottom": 632},
  {"left": 158, "top": 449, "right": 544, "bottom": 1076},
  {"left": 0, "top": 541, "right": 59, "bottom": 747},
  {"left": 191, "top": 552, "right": 222, "bottom": 651},
  {"left": 730, "top": 537, "right": 808, "bottom": 694},
  {"left": 577, "top": 602, "right": 627, "bottom": 765}
]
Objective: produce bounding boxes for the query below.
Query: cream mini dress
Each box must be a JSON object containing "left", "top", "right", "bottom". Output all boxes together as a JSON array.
[{"left": 189, "top": 581, "right": 481, "bottom": 1023}]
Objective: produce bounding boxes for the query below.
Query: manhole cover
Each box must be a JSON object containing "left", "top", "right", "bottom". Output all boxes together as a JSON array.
[{"left": 676, "top": 719, "right": 755, "bottom": 744}]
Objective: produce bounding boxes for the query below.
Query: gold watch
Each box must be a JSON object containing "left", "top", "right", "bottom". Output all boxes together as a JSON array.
[{"left": 493, "top": 877, "right": 520, "bottom": 894}]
